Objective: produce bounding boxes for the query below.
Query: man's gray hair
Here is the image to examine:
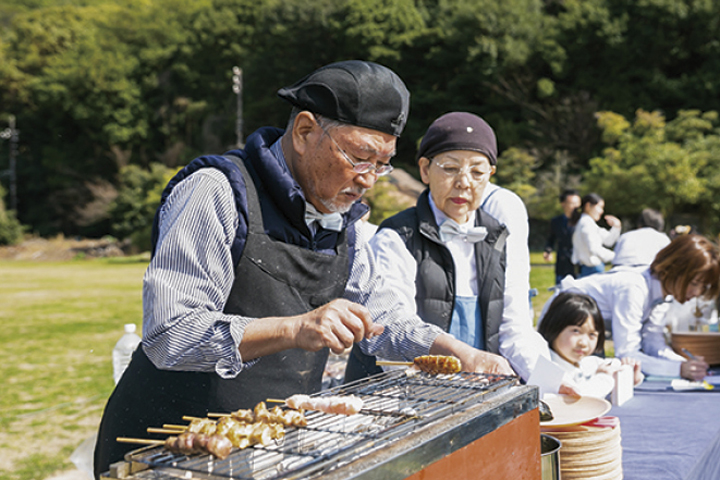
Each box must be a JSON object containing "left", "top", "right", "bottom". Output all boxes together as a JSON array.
[
  {"left": 638, "top": 208, "right": 665, "bottom": 231},
  {"left": 286, "top": 107, "right": 346, "bottom": 132}
]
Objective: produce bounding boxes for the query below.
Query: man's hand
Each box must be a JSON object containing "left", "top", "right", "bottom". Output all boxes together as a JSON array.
[
  {"left": 240, "top": 299, "right": 383, "bottom": 360},
  {"left": 430, "top": 333, "right": 515, "bottom": 376},
  {"left": 543, "top": 251, "right": 553, "bottom": 262},
  {"left": 293, "top": 299, "right": 384, "bottom": 354}
]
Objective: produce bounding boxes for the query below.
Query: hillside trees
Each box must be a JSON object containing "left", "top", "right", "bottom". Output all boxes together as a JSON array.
[
  {"left": 2, "top": 0, "right": 720, "bottom": 238},
  {"left": 586, "top": 109, "right": 720, "bottom": 231}
]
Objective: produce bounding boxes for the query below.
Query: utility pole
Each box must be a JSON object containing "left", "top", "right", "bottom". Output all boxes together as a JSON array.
[
  {"left": 0, "top": 115, "right": 18, "bottom": 211},
  {"left": 232, "top": 66, "right": 244, "bottom": 148}
]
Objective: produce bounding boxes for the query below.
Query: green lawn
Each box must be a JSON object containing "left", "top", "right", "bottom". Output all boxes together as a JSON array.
[
  {"left": 529, "top": 251, "right": 556, "bottom": 324},
  {"left": 0, "top": 258, "right": 147, "bottom": 480}
]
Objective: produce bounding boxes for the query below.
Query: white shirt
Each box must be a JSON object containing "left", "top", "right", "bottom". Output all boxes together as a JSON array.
[
  {"left": 480, "top": 184, "right": 550, "bottom": 380},
  {"left": 571, "top": 213, "right": 621, "bottom": 266},
  {"left": 546, "top": 268, "right": 684, "bottom": 377},
  {"left": 612, "top": 228, "right": 670, "bottom": 268},
  {"left": 550, "top": 350, "right": 616, "bottom": 399}
]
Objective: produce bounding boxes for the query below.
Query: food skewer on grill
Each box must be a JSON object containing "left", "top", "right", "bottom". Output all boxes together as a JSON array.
[
  {"left": 267, "top": 394, "right": 364, "bottom": 416},
  {"left": 117, "top": 432, "right": 233, "bottom": 459},
  {"left": 208, "top": 403, "right": 308, "bottom": 427},
  {"left": 375, "top": 355, "right": 462, "bottom": 375}
]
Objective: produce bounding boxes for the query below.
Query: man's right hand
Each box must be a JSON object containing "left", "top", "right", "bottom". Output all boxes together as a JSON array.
[
  {"left": 293, "top": 299, "right": 384, "bottom": 354},
  {"left": 543, "top": 251, "right": 553, "bottom": 262},
  {"left": 239, "top": 299, "right": 383, "bottom": 360}
]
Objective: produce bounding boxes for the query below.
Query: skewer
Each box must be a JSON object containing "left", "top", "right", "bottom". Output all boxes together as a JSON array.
[
  {"left": 266, "top": 398, "right": 284, "bottom": 403},
  {"left": 117, "top": 437, "right": 164, "bottom": 446},
  {"left": 164, "top": 423, "right": 190, "bottom": 430},
  {"left": 375, "top": 360, "right": 413, "bottom": 367},
  {"left": 207, "top": 412, "right": 230, "bottom": 418},
  {"left": 182, "top": 415, "right": 203, "bottom": 421},
  {"left": 376, "top": 355, "right": 462, "bottom": 374},
  {"left": 148, "top": 427, "right": 184, "bottom": 434}
]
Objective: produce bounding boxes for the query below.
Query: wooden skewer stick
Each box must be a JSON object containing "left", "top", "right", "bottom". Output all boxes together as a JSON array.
[
  {"left": 182, "top": 415, "right": 204, "bottom": 422},
  {"left": 207, "top": 412, "right": 230, "bottom": 418},
  {"left": 148, "top": 427, "right": 184, "bottom": 434},
  {"left": 266, "top": 398, "right": 285, "bottom": 404},
  {"left": 163, "top": 423, "right": 189, "bottom": 430},
  {"left": 375, "top": 360, "right": 413, "bottom": 367},
  {"left": 117, "top": 437, "right": 164, "bottom": 446}
]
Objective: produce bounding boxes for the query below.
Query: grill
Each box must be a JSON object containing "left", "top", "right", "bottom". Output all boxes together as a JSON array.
[{"left": 107, "top": 370, "right": 537, "bottom": 480}]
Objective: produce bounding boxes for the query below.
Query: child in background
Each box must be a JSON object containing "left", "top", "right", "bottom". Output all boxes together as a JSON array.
[{"left": 538, "top": 292, "right": 644, "bottom": 398}]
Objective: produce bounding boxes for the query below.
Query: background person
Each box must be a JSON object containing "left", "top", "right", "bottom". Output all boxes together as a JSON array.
[
  {"left": 570, "top": 192, "right": 621, "bottom": 278},
  {"left": 612, "top": 208, "right": 670, "bottom": 269},
  {"left": 93, "top": 61, "right": 511, "bottom": 476},
  {"left": 537, "top": 292, "right": 643, "bottom": 399},
  {"left": 544, "top": 189, "right": 581, "bottom": 284},
  {"left": 344, "top": 112, "right": 549, "bottom": 384},
  {"left": 540, "top": 234, "right": 719, "bottom": 381}
]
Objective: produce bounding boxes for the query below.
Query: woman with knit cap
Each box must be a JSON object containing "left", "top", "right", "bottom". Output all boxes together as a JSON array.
[{"left": 344, "top": 112, "right": 551, "bottom": 385}]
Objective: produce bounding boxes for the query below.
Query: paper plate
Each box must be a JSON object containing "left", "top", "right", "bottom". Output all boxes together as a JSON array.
[{"left": 540, "top": 394, "right": 611, "bottom": 427}]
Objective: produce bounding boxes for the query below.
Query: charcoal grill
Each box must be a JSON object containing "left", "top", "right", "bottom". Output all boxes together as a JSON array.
[{"left": 103, "top": 370, "right": 540, "bottom": 480}]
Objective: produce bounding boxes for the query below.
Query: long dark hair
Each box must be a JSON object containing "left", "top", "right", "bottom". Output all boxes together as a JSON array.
[
  {"left": 569, "top": 192, "right": 604, "bottom": 227},
  {"left": 538, "top": 292, "right": 605, "bottom": 355}
]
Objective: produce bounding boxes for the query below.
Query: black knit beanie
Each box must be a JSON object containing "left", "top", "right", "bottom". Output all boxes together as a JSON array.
[{"left": 416, "top": 112, "right": 497, "bottom": 165}]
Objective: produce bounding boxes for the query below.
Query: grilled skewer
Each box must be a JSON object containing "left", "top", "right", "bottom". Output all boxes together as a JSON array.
[
  {"left": 208, "top": 404, "right": 308, "bottom": 427},
  {"left": 375, "top": 355, "right": 462, "bottom": 374},
  {"left": 271, "top": 394, "right": 364, "bottom": 415},
  {"left": 117, "top": 432, "right": 232, "bottom": 459}
]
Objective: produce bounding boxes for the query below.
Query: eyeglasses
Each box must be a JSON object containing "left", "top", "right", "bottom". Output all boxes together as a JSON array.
[
  {"left": 317, "top": 122, "right": 394, "bottom": 177},
  {"left": 432, "top": 159, "right": 493, "bottom": 183}
]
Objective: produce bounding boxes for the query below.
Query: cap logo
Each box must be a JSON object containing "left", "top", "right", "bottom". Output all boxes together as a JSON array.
[
  {"left": 466, "top": 127, "right": 473, "bottom": 133},
  {"left": 391, "top": 112, "right": 406, "bottom": 131}
]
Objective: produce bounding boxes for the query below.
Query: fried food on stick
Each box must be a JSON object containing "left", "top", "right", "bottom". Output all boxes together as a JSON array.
[{"left": 376, "top": 355, "right": 462, "bottom": 375}]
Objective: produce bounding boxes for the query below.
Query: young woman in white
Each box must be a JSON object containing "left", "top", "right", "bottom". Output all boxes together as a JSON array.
[{"left": 570, "top": 193, "right": 621, "bottom": 278}]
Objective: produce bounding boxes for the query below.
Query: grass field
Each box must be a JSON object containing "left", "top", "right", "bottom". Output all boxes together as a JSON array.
[
  {"left": 0, "top": 253, "right": 557, "bottom": 480},
  {"left": 529, "top": 252, "right": 556, "bottom": 322},
  {"left": 0, "top": 258, "right": 148, "bottom": 480}
]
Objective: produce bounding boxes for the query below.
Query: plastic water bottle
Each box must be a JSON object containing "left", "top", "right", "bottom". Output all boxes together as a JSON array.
[{"left": 112, "top": 323, "right": 142, "bottom": 385}]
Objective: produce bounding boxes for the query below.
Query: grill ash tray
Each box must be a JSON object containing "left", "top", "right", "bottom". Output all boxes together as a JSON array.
[{"left": 124, "top": 371, "right": 518, "bottom": 480}]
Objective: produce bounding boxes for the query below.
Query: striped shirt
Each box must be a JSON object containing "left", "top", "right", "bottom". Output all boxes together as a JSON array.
[{"left": 142, "top": 158, "right": 443, "bottom": 379}]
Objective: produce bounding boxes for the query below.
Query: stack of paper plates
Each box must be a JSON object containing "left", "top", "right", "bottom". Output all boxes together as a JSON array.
[
  {"left": 541, "top": 395, "right": 621, "bottom": 480},
  {"left": 544, "top": 423, "right": 622, "bottom": 480}
]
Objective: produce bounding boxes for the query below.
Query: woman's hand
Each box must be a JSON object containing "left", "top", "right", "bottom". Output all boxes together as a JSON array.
[
  {"left": 680, "top": 357, "right": 709, "bottom": 381},
  {"left": 430, "top": 333, "right": 515, "bottom": 376},
  {"left": 604, "top": 214, "right": 621, "bottom": 229}
]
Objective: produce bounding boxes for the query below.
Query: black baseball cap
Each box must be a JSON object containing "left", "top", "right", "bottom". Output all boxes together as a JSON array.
[{"left": 277, "top": 60, "right": 410, "bottom": 137}]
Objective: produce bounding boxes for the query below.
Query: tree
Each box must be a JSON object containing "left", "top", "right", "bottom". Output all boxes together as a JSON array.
[
  {"left": 585, "top": 109, "right": 720, "bottom": 234},
  {"left": 108, "top": 162, "right": 179, "bottom": 252}
]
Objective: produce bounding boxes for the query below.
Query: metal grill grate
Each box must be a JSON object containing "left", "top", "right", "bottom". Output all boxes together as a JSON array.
[{"left": 124, "top": 370, "right": 517, "bottom": 480}]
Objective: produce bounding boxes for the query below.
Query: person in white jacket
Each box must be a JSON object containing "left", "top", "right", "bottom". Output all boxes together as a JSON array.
[{"left": 570, "top": 193, "right": 621, "bottom": 278}]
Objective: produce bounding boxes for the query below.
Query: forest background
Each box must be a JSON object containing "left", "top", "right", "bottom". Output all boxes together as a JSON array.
[{"left": 2, "top": 0, "right": 720, "bottom": 248}]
